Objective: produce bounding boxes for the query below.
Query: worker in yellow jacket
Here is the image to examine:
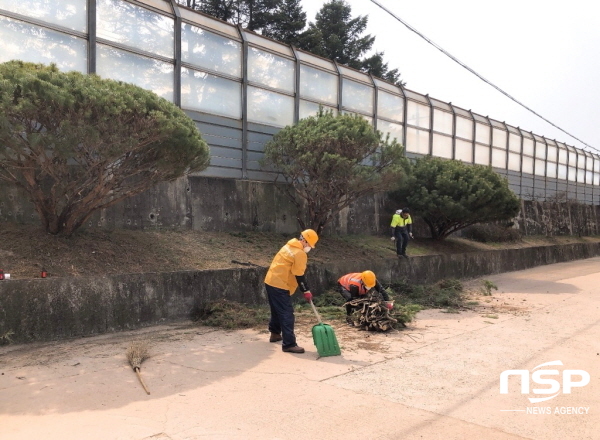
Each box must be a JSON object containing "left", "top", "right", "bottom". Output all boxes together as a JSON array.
[
  {"left": 390, "top": 208, "right": 413, "bottom": 258},
  {"left": 264, "top": 229, "right": 318, "bottom": 354}
]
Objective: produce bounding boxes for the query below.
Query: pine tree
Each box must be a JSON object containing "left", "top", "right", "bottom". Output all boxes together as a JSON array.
[{"left": 261, "top": 0, "right": 307, "bottom": 46}]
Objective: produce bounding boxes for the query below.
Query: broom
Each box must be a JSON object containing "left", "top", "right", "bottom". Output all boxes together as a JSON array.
[{"left": 126, "top": 341, "right": 151, "bottom": 395}]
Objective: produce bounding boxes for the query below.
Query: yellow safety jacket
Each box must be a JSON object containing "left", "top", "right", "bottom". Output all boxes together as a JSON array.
[
  {"left": 390, "top": 214, "right": 412, "bottom": 228},
  {"left": 264, "top": 239, "right": 307, "bottom": 294}
]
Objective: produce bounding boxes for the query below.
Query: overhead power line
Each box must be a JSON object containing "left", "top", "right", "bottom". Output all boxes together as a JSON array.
[{"left": 369, "top": 0, "right": 598, "bottom": 153}]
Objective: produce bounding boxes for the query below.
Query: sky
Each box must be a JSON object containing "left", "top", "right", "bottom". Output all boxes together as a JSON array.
[{"left": 302, "top": 0, "right": 600, "bottom": 154}]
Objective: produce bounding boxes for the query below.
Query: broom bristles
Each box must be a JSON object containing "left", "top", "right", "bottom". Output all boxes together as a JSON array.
[{"left": 126, "top": 341, "right": 150, "bottom": 370}]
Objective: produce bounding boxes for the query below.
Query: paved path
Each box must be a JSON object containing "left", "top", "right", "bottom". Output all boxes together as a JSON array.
[{"left": 1, "top": 258, "right": 599, "bottom": 439}]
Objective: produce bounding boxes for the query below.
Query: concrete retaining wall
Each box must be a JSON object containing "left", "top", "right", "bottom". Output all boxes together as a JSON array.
[{"left": 1, "top": 242, "right": 599, "bottom": 344}]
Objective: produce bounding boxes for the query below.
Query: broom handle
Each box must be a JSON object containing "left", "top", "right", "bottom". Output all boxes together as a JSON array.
[
  {"left": 309, "top": 300, "right": 323, "bottom": 324},
  {"left": 135, "top": 368, "right": 151, "bottom": 395}
]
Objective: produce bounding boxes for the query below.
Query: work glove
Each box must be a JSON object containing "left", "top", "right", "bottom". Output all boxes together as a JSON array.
[
  {"left": 409, "top": 233, "right": 414, "bottom": 239},
  {"left": 390, "top": 236, "right": 395, "bottom": 241},
  {"left": 303, "top": 291, "right": 313, "bottom": 302},
  {"left": 386, "top": 303, "right": 394, "bottom": 310}
]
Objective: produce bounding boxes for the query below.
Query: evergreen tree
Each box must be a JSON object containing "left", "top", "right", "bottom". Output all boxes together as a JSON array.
[
  {"left": 262, "top": 0, "right": 307, "bottom": 46},
  {"left": 389, "top": 156, "right": 520, "bottom": 240}
]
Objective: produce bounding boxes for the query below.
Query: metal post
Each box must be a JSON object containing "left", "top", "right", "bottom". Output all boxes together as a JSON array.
[
  {"left": 290, "top": 46, "right": 300, "bottom": 123},
  {"left": 424, "top": 94, "right": 433, "bottom": 156},
  {"left": 239, "top": 25, "right": 248, "bottom": 179},
  {"left": 170, "top": 0, "right": 182, "bottom": 107},
  {"left": 369, "top": 73, "right": 378, "bottom": 131},
  {"left": 87, "top": 0, "right": 96, "bottom": 74}
]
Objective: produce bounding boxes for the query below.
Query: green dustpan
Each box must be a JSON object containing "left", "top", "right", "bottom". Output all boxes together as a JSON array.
[{"left": 309, "top": 300, "right": 341, "bottom": 357}]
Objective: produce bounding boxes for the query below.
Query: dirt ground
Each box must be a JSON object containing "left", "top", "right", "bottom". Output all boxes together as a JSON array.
[
  {"left": 1, "top": 258, "right": 598, "bottom": 439},
  {"left": 1, "top": 221, "right": 599, "bottom": 279}
]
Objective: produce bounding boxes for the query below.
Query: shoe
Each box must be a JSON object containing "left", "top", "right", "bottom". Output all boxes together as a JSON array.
[
  {"left": 269, "top": 333, "right": 283, "bottom": 342},
  {"left": 346, "top": 316, "right": 355, "bottom": 327},
  {"left": 282, "top": 345, "right": 305, "bottom": 353},
  {"left": 402, "top": 254, "right": 409, "bottom": 259}
]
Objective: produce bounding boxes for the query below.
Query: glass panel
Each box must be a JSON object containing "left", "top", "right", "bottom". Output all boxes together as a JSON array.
[
  {"left": 474, "top": 144, "right": 490, "bottom": 166},
  {"left": 432, "top": 134, "right": 452, "bottom": 159},
  {"left": 406, "top": 101, "right": 430, "bottom": 129},
  {"left": 522, "top": 156, "right": 534, "bottom": 174},
  {"left": 557, "top": 164, "right": 567, "bottom": 180},
  {"left": 342, "top": 78, "right": 373, "bottom": 114},
  {"left": 97, "top": 44, "right": 173, "bottom": 101},
  {"left": 377, "top": 90, "right": 404, "bottom": 122},
  {"left": 296, "top": 50, "right": 336, "bottom": 71},
  {"left": 179, "top": 8, "right": 240, "bottom": 39},
  {"left": 374, "top": 77, "right": 402, "bottom": 94},
  {"left": 338, "top": 64, "right": 370, "bottom": 83},
  {"left": 248, "top": 47, "right": 294, "bottom": 93},
  {"left": 247, "top": 86, "right": 293, "bottom": 127},
  {"left": 547, "top": 144, "right": 557, "bottom": 162},
  {"left": 299, "top": 100, "right": 337, "bottom": 119},
  {"left": 492, "top": 127, "right": 507, "bottom": 149},
  {"left": 0, "top": 0, "right": 87, "bottom": 31},
  {"left": 508, "top": 152, "right": 521, "bottom": 171},
  {"left": 455, "top": 139, "right": 472, "bottom": 163},
  {"left": 522, "top": 137, "right": 534, "bottom": 156},
  {"left": 587, "top": 156, "right": 594, "bottom": 171},
  {"left": 97, "top": 0, "right": 174, "bottom": 58},
  {"left": 568, "top": 150, "right": 577, "bottom": 167},
  {"left": 535, "top": 141, "right": 546, "bottom": 159},
  {"left": 568, "top": 167, "right": 576, "bottom": 181},
  {"left": 300, "top": 64, "right": 338, "bottom": 105},
  {"left": 430, "top": 98, "right": 451, "bottom": 111},
  {"left": 586, "top": 171, "right": 593, "bottom": 184},
  {"left": 595, "top": 158, "right": 600, "bottom": 173},
  {"left": 594, "top": 173, "right": 600, "bottom": 186},
  {"left": 508, "top": 133, "right": 521, "bottom": 153},
  {"left": 577, "top": 153, "right": 586, "bottom": 169},
  {"left": 0, "top": 17, "right": 87, "bottom": 72},
  {"left": 181, "top": 24, "right": 241, "bottom": 77},
  {"left": 406, "top": 127, "right": 429, "bottom": 154},
  {"left": 546, "top": 161, "right": 557, "bottom": 178},
  {"left": 433, "top": 109, "right": 452, "bottom": 135},
  {"left": 491, "top": 148, "right": 506, "bottom": 168},
  {"left": 181, "top": 67, "right": 241, "bottom": 119},
  {"left": 403, "top": 89, "right": 428, "bottom": 104},
  {"left": 558, "top": 147, "right": 568, "bottom": 164},
  {"left": 244, "top": 31, "right": 292, "bottom": 56},
  {"left": 455, "top": 116, "right": 473, "bottom": 140},
  {"left": 577, "top": 168, "right": 585, "bottom": 183},
  {"left": 377, "top": 119, "right": 403, "bottom": 145},
  {"left": 475, "top": 123, "right": 490, "bottom": 144},
  {"left": 534, "top": 159, "right": 545, "bottom": 176}
]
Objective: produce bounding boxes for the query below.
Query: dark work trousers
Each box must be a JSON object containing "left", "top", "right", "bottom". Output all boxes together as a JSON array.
[
  {"left": 394, "top": 227, "right": 410, "bottom": 256},
  {"left": 265, "top": 283, "right": 297, "bottom": 349},
  {"left": 338, "top": 284, "right": 358, "bottom": 316}
]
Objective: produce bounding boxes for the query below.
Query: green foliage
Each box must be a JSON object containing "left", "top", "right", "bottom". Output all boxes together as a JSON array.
[
  {"left": 262, "top": 0, "right": 307, "bottom": 45},
  {"left": 190, "top": 300, "right": 270, "bottom": 329},
  {"left": 262, "top": 109, "right": 407, "bottom": 232},
  {"left": 390, "top": 156, "right": 520, "bottom": 240},
  {"left": 462, "top": 223, "right": 522, "bottom": 243},
  {"left": 481, "top": 280, "right": 498, "bottom": 296},
  {"left": 0, "top": 61, "right": 209, "bottom": 236},
  {"left": 389, "top": 278, "right": 465, "bottom": 309}
]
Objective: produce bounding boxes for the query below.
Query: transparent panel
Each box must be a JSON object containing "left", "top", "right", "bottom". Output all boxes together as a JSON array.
[
  {"left": 508, "top": 152, "right": 521, "bottom": 171},
  {"left": 136, "top": 0, "right": 172, "bottom": 14},
  {"left": 247, "top": 86, "right": 293, "bottom": 127},
  {"left": 568, "top": 150, "right": 577, "bottom": 167},
  {"left": 342, "top": 79, "right": 373, "bottom": 114},
  {"left": 522, "top": 137, "right": 534, "bottom": 156},
  {"left": 474, "top": 144, "right": 490, "bottom": 165},
  {"left": 577, "top": 152, "right": 586, "bottom": 169},
  {"left": 577, "top": 168, "right": 585, "bottom": 183},
  {"left": 406, "top": 101, "right": 430, "bottom": 129},
  {"left": 248, "top": 47, "right": 294, "bottom": 93},
  {"left": 0, "top": 17, "right": 87, "bottom": 72},
  {"left": 97, "top": 44, "right": 173, "bottom": 101},
  {"left": 475, "top": 122, "right": 490, "bottom": 144},
  {"left": 374, "top": 77, "right": 402, "bottom": 94},
  {"left": 534, "top": 159, "right": 545, "bottom": 176},
  {"left": 181, "top": 24, "right": 241, "bottom": 77},
  {"left": 97, "top": 0, "right": 174, "bottom": 58},
  {"left": 547, "top": 144, "right": 557, "bottom": 162},
  {"left": 406, "top": 127, "right": 429, "bottom": 154},
  {"left": 558, "top": 147, "right": 568, "bottom": 164},
  {"left": 338, "top": 64, "right": 370, "bottom": 83},
  {"left": 586, "top": 170, "right": 593, "bottom": 184},
  {"left": 299, "top": 100, "right": 337, "bottom": 120},
  {"left": 0, "top": 0, "right": 87, "bottom": 31},
  {"left": 243, "top": 31, "right": 292, "bottom": 56},
  {"left": 535, "top": 141, "right": 546, "bottom": 159},
  {"left": 595, "top": 173, "right": 600, "bottom": 186},
  {"left": 300, "top": 64, "right": 338, "bottom": 105},
  {"left": 557, "top": 164, "right": 567, "bottom": 180},
  {"left": 568, "top": 166, "right": 576, "bottom": 181},
  {"left": 432, "top": 134, "right": 452, "bottom": 159},
  {"left": 455, "top": 116, "right": 473, "bottom": 140},
  {"left": 181, "top": 67, "right": 241, "bottom": 119},
  {"left": 546, "top": 161, "right": 557, "bottom": 178},
  {"left": 433, "top": 109, "right": 452, "bottom": 135},
  {"left": 522, "top": 156, "right": 534, "bottom": 174},
  {"left": 377, "top": 90, "right": 404, "bottom": 122},
  {"left": 491, "top": 148, "right": 506, "bottom": 168},
  {"left": 508, "top": 133, "right": 521, "bottom": 153},
  {"left": 403, "top": 89, "right": 428, "bottom": 104},
  {"left": 296, "top": 50, "right": 336, "bottom": 71},
  {"left": 492, "top": 127, "right": 507, "bottom": 149},
  {"left": 179, "top": 8, "right": 240, "bottom": 39},
  {"left": 587, "top": 156, "right": 594, "bottom": 171},
  {"left": 377, "top": 119, "right": 403, "bottom": 145},
  {"left": 455, "top": 139, "right": 473, "bottom": 162},
  {"left": 595, "top": 158, "right": 600, "bottom": 173}
]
